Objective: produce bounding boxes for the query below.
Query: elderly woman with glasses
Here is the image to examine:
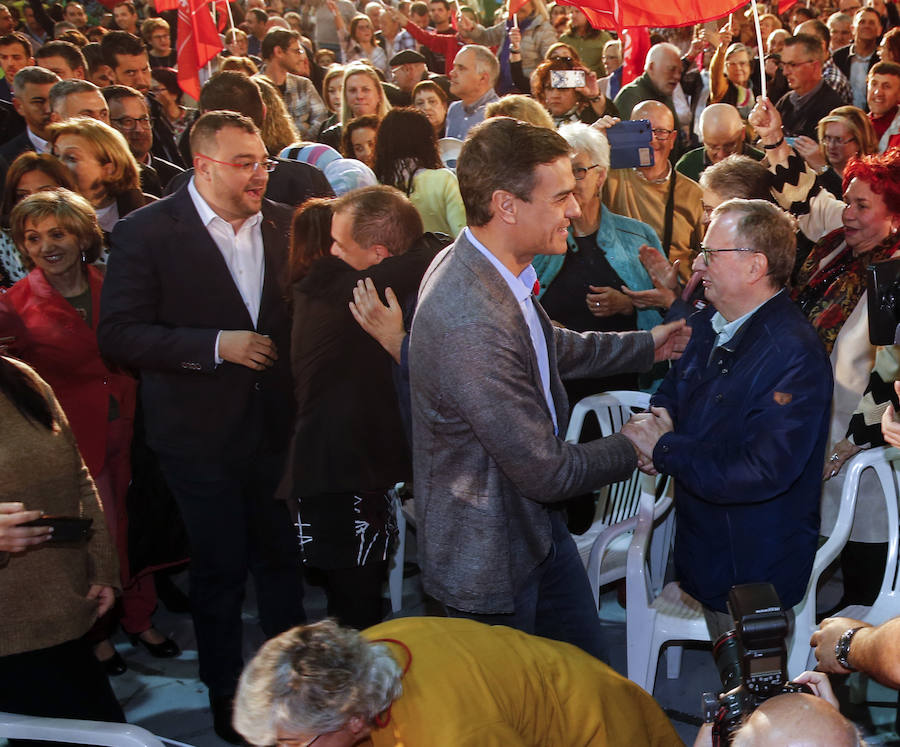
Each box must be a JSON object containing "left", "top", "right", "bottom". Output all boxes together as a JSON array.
[
  {"left": 233, "top": 617, "right": 681, "bottom": 747},
  {"left": 533, "top": 122, "right": 665, "bottom": 394},
  {"left": 708, "top": 35, "right": 756, "bottom": 119},
  {"left": 792, "top": 105, "right": 878, "bottom": 199}
]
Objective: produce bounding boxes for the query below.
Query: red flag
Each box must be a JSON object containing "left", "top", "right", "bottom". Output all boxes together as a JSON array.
[
  {"left": 621, "top": 27, "right": 650, "bottom": 86},
  {"left": 155, "top": 0, "right": 180, "bottom": 10},
  {"left": 557, "top": 0, "right": 747, "bottom": 29},
  {"left": 176, "top": 0, "right": 223, "bottom": 102},
  {"left": 509, "top": 0, "right": 530, "bottom": 16}
]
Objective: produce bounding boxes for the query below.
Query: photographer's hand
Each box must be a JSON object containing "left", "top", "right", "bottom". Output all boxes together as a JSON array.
[
  {"left": 792, "top": 671, "right": 839, "bottom": 710},
  {"left": 882, "top": 384, "right": 900, "bottom": 448},
  {"left": 810, "top": 616, "right": 871, "bottom": 674}
]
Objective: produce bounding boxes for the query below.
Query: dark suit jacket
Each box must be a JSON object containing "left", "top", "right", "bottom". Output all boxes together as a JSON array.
[
  {"left": 0, "top": 130, "right": 36, "bottom": 186},
  {"left": 832, "top": 45, "right": 879, "bottom": 79},
  {"left": 97, "top": 187, "right": 296, "bottom": 460},
  {"left": 279, "top": 239, "right": 440, "bottom": 499},
  {"left": 0, "top": 100, "right": 24, "bottom": 144},
  {"left": 165, "top": 157, "right": 334, "bottom": 207}
]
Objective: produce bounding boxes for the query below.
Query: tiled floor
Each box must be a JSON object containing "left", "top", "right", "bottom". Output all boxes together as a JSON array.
[{"left": 7, "top": 539, "right": 900, "bottom": 746}]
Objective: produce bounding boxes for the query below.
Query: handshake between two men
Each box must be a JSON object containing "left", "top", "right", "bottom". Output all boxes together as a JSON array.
[{"left": 620, "top": 319, "right": 691, "bottom": 475}]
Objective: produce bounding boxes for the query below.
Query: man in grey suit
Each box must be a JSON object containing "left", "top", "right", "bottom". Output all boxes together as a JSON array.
[{"left": 409, "top": 117, "right": 690, "bottom": 659}]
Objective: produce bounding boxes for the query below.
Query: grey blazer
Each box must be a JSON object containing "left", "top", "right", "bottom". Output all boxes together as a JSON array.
[{"left": 409, "top": 231, "right": 655, "bottom": 614}]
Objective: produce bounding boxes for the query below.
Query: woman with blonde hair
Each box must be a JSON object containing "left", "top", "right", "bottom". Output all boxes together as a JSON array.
[
  {"left": 485, "top": 93, "right": 554, "bottom": 129},
  {"left": 47, "top": 117, "right": 151, "bottom": 234},
  {"left": 319, "top": 63, "right": 391, "bottom": 149},
  {"left": 1, "top": 189, "right": 178, "bottom": 677},
  {"left": 794, "top": 106, "right": 879, "bottom": 198}
]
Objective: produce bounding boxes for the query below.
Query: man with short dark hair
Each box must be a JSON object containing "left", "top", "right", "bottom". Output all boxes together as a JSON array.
[
  {"left": 868, "top": 60, "right": 900, "bottom": 150},
  {"left": 49, "top": 77, "right": 109, "bottom": 122},
  {"left": 0, "top": 32, "right": 33, "bottom": 102},
  {"left": 245, "top": 7, "right": 268, "bottom": 57},
  {"left": 410, "top": 116, "right": 689, "bottom": 659},
  {"left": 35, "top": 40, "right": 87, "bottom": 79},
  {"left": 101, "top": 30, "right": 183, "bottom": 166},
  {"left": 62, "top": 1, "right": 88, "bottom": 31},
  {"left": 833, "top": 7, "right": 882, "bottom": 108},
  {"left": 255, "top": 28, "right": 326, "bottom": 139},
  {"left": 794, "top": 19, "right": 853, "bottom": 104},
  {"left": 113, "top": 1, "right": 139, "bottom": 35},
  {"left": 776, "top": 33, "right": 846, "bottom": 138},
  {"left": 622, "top": 199, "right": 832, "bottom": 640},
  {"left": 168, "top": 70, "right": 333, "bottom": 205},
  {"left": 104, "top": 84, "right": 183, "bottom": 194},
  {"left": 0, "top": 3, "right": 14, "bottom": 35},
  {"left": 98, "top": 110, "right": 307, "bottom": 745}
]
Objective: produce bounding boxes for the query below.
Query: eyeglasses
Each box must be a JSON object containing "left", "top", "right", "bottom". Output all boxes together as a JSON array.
[
  {"left": 110, "top": 114, "right": 151, "bottom": 130},
  {"left": 822, "top": 135, "right": 856, "bottom": 145},
  {"left": 781, "top": 59, "right": 816, "bottom": 71},
  {"left": 651, "top": 127, "right": 676, "bottom": 140},
  {"left": 276, "top": 735, "right": 321, "bottom": 747},
  {"left": 195, "top": 155, "right": 277, "bottom": 174},
  {"left": 572, "top": 164, "right": 600, "bottom": 180},
  {"left": 699, "top": 243, "right": 755, "bottom": 263},
  {"left": 550, "top": 55, "right": 574, "bottom": 63}
]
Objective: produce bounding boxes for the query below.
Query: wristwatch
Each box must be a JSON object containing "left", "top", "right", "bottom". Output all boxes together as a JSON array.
[{"left": 834, "top": 626, "right": 863, "bottom": 671}]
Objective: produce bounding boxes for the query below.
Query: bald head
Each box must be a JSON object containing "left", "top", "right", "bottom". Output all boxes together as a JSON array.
[
  {"left": 733, "top": 694, "right": 860, "bottom": 747},
  {"left": 632, "top": 99, "right": 674, "bottom": 128},
  {"left": 700, "top": 103, "right": 746, "bottom": 164},
  {"left": 645, "top": 43, "right": 682, "bottom": 96}
]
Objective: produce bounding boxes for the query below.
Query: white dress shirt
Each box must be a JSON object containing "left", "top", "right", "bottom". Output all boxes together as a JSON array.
[
  {"left": 466, "top": 228, "right": 558, "bottom": 434},
  {"left": 188, "top": 178, "right": 265, "bottom": 362}
]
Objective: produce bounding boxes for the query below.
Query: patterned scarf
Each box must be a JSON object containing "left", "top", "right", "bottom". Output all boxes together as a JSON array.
[{"left": 792, "top": 227, "right": 900, "bottom": 354}]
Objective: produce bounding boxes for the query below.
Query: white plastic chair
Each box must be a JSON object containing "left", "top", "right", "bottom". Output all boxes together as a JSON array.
[
  {"left": 792, "top": 446, "right": 900, "bottom": 673},
  {"left": 564, "top": 392, "right": 674, "bottom": 606},
  {"left": 0, "top": 712, "right": 168, "bottom": 747},
  {"left": 624, "top": 446, "right": 891, "bottom": 694}
]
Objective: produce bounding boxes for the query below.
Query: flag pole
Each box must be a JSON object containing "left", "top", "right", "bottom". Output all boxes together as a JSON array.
[
  {"left": 749, "top": 0, "right": 767, "bottom": 101},
  {"left": 225, "top": 0, "right": 235, "bottom": 30}
]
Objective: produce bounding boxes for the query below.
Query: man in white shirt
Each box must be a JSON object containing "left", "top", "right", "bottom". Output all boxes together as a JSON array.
[{"left": 98, "top": 111, "right": 305, "bottom": 746}]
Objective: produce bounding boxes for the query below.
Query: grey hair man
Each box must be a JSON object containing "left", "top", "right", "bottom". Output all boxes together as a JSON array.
[
  {"left": 444, "top": 44, "right": 500, "bottom": 139},
  {"left": 0, "top": 66, "right": 60, "bottom": 180},
  {"left": 614, "top": 42, "right": 682, "bottom": 122},
  {"left": 622, "top": 199, "right": 832, "bottom": 640},
  {"left": 49, "top": 78, "right": 109, "bottom": 123}
]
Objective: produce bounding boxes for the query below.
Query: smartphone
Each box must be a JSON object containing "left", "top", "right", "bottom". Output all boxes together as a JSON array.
[
  {"left": 20, "top": 515, "right": 93, "bottom": 543},
  {"left": 785, "top": 136, "right": 797, "bottom": 147},
  {"left": 550, "top": 70, "right": 586, "bottom": 89},
  {"left": 606, "top": 119, "right": 655, "bottom": 170}
]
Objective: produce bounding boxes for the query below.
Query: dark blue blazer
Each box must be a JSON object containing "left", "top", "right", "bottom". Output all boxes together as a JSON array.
[
  {"left": 97, "top": 185, "right": 295, "bottom": 460},
  {"left": 651, "top": 291, "right": 833, "bottom": 612}
]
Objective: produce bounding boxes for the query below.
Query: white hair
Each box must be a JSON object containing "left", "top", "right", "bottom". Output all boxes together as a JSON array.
[
  {"left": 558, "top": 121, "right": 610, "bottom": 170},
  {"left": 234, "top": 621, "right": 403, "bottom": 745},
  {"left": 644, "top": 42, "right": 682, "bottom": 71}
]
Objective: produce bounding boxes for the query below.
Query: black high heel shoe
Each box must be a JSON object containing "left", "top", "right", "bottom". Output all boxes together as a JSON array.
[
  {"left": 127, "top": 630, "right": 181, "bottom": 658},
  {"left": 99, "top": 650, "right": 128, "bottom": 676}
]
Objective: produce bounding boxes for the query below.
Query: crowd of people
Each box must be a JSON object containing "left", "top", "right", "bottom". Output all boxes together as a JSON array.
[{"left": 0, "top": 0, "right": 899, "bottom": 743}]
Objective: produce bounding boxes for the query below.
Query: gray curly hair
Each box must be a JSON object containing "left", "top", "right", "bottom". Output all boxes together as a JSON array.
[{"left": 233, "top": 620, "right": 403, "bottom": 745}]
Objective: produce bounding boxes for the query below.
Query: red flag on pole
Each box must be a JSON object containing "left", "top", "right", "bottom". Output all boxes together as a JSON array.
[{"left": 176, "top": 0, "right": 223, "bottom": 102}]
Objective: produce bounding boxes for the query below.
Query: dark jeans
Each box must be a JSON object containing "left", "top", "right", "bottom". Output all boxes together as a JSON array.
[
  {"left": 0, "top": 637, "right": 125, "bottom": 723},
  {"left": 445, "top": 511, "right": 607, "bottom": 661},
  {"left": 159, "top": 450, "right": 306, "bottom": 698}
]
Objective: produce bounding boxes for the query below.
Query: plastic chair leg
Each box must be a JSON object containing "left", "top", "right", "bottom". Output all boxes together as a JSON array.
[
  {"left": 666, "top": 645, "right": 684, "bottom": 679},
  {"left": 388, "top": 497, "right": 406, "bottom": 613}
]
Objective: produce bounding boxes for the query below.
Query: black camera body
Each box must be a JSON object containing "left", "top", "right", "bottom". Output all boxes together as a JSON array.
[{"left": 702, "top": 583, "right": 811, "bottom": 746}]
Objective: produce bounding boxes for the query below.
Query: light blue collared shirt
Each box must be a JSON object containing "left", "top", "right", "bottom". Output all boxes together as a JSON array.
[
  {"left": 711, "top": 289, "right": 783, "bottom": 348},
  {"left": 466, "top": 228, "right": 557, "bottom": 434}
]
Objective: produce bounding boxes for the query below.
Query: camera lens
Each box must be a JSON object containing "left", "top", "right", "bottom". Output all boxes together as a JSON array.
[{"left": 712, "top": 630, "right": 743, "bottom": 692}]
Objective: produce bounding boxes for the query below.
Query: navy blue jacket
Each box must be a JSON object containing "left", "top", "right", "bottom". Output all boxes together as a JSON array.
[{"left": 651, "top": 291, "right": 833, "bottom": 612}]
